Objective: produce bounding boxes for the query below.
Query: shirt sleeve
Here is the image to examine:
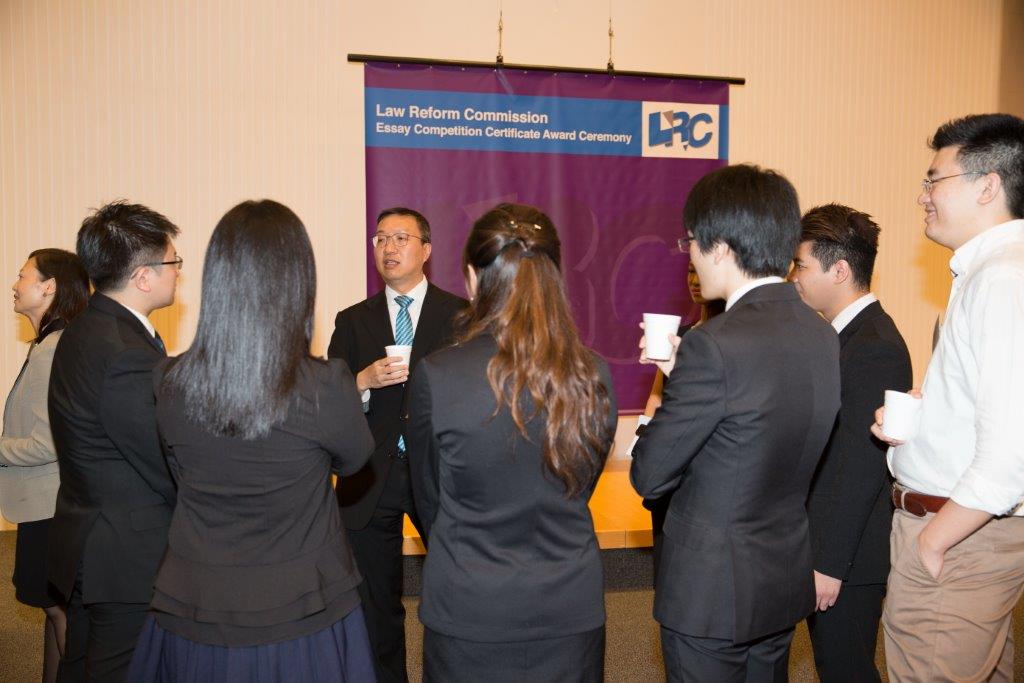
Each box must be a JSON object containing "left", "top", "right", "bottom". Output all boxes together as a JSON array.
[{"left": 950, "top": 269, "right": 1024, "bottom": 515}]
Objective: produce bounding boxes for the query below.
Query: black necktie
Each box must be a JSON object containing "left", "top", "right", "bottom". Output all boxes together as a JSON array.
[{"left": 153, "top": 331, "right": 166, "bottom": 354}]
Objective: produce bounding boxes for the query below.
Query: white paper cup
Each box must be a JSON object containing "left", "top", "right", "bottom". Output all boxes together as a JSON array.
[
  {"left": 882, "top": 390, "right": 922, "bottom": 441},
  {"left": 643, "top": 313, "right": 682, "bottom": 362},
  {"left": 385, "top": 344, "right": 412, "bottom": 367}
]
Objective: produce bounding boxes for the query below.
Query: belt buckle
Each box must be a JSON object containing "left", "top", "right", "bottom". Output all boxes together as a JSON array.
[{"left": 894, "top": 485, "right": 926, "bottom": 517}]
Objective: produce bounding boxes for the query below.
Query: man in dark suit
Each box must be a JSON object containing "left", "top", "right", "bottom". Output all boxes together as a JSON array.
[
  {"left": 328, "top": 207, "right": 465, "bottom": 682},
  {"left": 631, "top": 164, "right": 841, "bottom": 681},
  {"left": 47, "top": 201, "right": 180, "bottom": 681},
  {"left": 790, "top": 204, "right": 913, "bottom": 682}
]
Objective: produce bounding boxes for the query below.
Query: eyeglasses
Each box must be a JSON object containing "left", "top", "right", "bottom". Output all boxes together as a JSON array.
[
  {"left": 921, "top": 171, "right": 986, "bottom": 193},
  {"left": 371, "top": 232, "right": 428, "bottom": 249},
  {"left": 143, "top": 255, "right": 183, "bottom": 270},
  {"left": 677, "top": 236, "right": 693, "bottom": 253}
]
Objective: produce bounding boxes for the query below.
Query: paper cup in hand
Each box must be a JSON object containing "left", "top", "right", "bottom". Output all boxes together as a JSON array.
[
  {"left": 385, "top": 344, "right": 412, "bottom": 367},
  {"left": 882, "top": 390, "right": 922, "bottom": 441},
  {"left": 643, "top": 313, "right": 682, "bottom": 362}
]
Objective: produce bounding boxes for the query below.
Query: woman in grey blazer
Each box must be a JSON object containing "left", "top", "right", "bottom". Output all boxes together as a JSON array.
[
  {"left": 1, "top": 248, "right": 89, "bottom": 682},
  {"left": 407, "top": 203, "right": 618, "bottom": 682}
]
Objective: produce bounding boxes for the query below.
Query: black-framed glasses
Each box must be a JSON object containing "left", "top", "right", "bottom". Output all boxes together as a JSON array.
[
  {"left": 143, "top": 255, "right": 183, "bottom": 270},
  {"left": 371, "top": 232, "right": 428, "bottom": 249},
  {"left": 677, "top": 236, "right": 692, "bottom": 253},
  {"left": 921, "top": 171, "right": 986, "bottom": 193}
]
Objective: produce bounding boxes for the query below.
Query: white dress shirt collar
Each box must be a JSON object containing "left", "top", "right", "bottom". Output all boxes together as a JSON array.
[
  {"left": 384, "top": 276, "right": 430, "bottom": 338},
  {"left": 725, "top": 276, "right": 784, "bottom": 311},
  {"left": 831, "top": 292, "right": 877, "bottom": 334},
  {"left": 122, "top": 304, "right": 156, "bottom": 338},
  {"left": 384, "top": 276, "right": 429, "bottom": 309},
  {"left": 950, "top": 219, "right": 1024, "bottom": 279}
]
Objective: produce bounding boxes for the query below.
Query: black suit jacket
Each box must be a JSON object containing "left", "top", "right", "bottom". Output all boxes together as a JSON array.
[
  {"left": 807, "top": 301, "right": 912, "bottom": 585},
  {"left": 47, "top": 293, "right": 175, "bottom": 603},
  {"left": 149, "top": 357, "right": 374, "bottom": 646},
  {"left": 327, "top": 282, "right": 465, "bottom": 529},
  {"left": 631, "top": 283, "right": 841, "bottom": 644},
  {"left": 406, "top": 334, "right": 618, "bottom": 642}
]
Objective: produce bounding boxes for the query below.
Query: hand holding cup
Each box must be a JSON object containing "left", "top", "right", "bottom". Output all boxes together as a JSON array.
[
  {"left": 357, "top": 345, "right": 412, "bottom": 391},
  {"left": 639, "top": 314, "right": 683, "bottom": 376},
  {"left": 871, "top": 389, "right": 923, "bottom": 446}
]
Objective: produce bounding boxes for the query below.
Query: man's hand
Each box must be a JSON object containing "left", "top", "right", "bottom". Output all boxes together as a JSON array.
[
  {"left": 814, "top": 571, "right": 842, "bottom": 611},
  {"left": 916, "top": 530, "right": 945, "bottom": 580},
  {"left": 638, "top": 322, "right": 683, "bottom": 377},
  {"left": 356, "top": 356, "right": 409, "bottom": 392},
  {"left": 870, "top": 388, "right": 922, "bottom": 446}
]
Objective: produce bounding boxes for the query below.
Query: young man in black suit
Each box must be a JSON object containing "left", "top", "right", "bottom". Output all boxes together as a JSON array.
[
  {"left": 631, "top": 165, "right": 841, "bottom": 681},
  {"left": 47, "top": 201, "right": 180, "bottom": 681},
  {"left": 790, "top": 204, "right": 912, "bottom": 682},
  {"left": 327, "top": 207, "right": 465, "bottom": 682}
]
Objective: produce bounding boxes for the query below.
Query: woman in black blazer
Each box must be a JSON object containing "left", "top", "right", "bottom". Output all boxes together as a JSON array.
[
  {"left": 407, "top": 203, "right": 618, "bottom": 682},
  {"left": 127, "top": 201, "right": 376, "bottom": 681}
]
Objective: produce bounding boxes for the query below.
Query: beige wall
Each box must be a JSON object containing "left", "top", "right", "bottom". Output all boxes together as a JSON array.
[
  {"left": 1001, "top": 0, "right": 1024, "bottom": 114},
  {"left": 0, "top": 1, "right": 1008, "bottom": 529}
]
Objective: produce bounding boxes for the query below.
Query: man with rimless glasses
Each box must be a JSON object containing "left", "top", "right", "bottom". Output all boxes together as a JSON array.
[
  {"left": 328, "top": 207, "right": 465, "bottom": 682},
  {"left": 872, "top": 114, "right": 1024, "bottom": 681}
]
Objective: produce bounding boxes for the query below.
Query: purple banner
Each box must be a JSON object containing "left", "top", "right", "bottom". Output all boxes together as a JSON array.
[{"left": 363, "top": 63, "right": 729, "bottom": 412}]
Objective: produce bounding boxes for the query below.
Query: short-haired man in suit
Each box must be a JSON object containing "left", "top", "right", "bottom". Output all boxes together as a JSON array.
[
  {"left": 328, "top": 207, "right": 465, "bottom": 682},
  {"left": 790, "top": 204, "right": 913, "bottom": 682},
  {"left": 47, "top": 201, "right": 181, "bottom": 681},
  {"left": 873, "top": 114, "right": 1024, "bottom": 680},
  {"left": 631, "top": 164, "right": 841, "bottom": 681}
]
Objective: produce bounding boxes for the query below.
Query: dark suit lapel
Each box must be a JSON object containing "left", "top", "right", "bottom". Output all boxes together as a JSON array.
[
  {"left": 89, "top": 292, "right": 165, "bottom": 355},
  {"left": 411, "top": 284, "right": 446, "bottom": 366},
  {"left": 361, "top": 291, "right": 395, "bottom": 351},
  {"left": 838, "top": 300, "right": 883, "bottom": 348}
]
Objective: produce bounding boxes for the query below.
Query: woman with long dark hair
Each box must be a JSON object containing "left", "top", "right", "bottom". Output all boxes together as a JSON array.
[
  {"left": 126, "top": 200, "right": 376, "bottom": 681},
  {"left": 1, "top": 248, "right": 89, "bottom": 682},
  {"left": 407, "top": 203, "right": 618, "bottom": 681}
]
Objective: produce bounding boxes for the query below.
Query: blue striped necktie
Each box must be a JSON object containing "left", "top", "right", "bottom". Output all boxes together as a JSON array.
[
  {"left": 394, "top": 295, "right": 414, "bottom": 452},
  {"left": 394, "top": 295, "right": 414, "bottom": 346}
]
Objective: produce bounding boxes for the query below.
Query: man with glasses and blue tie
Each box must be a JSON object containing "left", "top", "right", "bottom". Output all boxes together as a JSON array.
[
  {"left": 328, "top": 207, "right": 465, "bottom": 682},
  {"left": 872, "top": 114, "right": 1024, "bottom": 681}
]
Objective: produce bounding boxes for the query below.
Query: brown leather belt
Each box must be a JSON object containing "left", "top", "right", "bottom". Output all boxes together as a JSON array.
[{"left": 892, "top": 484, "right": 949, "bottom": 517}]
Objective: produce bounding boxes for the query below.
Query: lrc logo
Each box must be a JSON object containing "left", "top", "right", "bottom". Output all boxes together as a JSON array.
[{"left": 648, "top": 111, "right": 714, "bottom": 149}]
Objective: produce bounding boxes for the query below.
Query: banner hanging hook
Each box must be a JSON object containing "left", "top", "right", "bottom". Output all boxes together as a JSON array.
[
  {"left": 607, "top": 1, "right": 615, "bottom": 71},
  {"left": 496, "top": 1, "right": 504, "bottom": 65}
]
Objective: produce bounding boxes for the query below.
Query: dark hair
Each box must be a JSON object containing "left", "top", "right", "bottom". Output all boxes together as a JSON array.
[
  {"left": 76, "top": 200, "right": 180, "bottom": 291},
  {"left": 376, "top": 207, "right": 431, "bottom": 243},
  {"left": 683, "top": 164, "right": 801, "bottom": 278},
  {"left": 799, "top": 203, "right": 880, "bottom": 290},
  {"left": 164, "top": 200, "right": 316, "bottom": 439},
  {"left": 456, "top": 203, "right": 614, "bottom": 497},
  {"left": 28, "top": 248, "right": 90, "bottom": 331},
  {"left": 930, "top": 114, "right": 1024, "bottom": 218}
]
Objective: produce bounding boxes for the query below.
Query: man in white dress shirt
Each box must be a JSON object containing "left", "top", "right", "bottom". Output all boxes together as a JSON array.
[{"left": 873, "top": 113, "right": 1024, "bottom": 681}]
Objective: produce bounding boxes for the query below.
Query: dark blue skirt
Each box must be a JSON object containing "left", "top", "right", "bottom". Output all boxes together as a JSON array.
[{"left": 127, "top": 606, "right": 375, "bottom": 682}]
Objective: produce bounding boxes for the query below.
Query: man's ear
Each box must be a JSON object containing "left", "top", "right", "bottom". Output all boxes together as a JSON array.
[
  {"left": 422, "top": 242, "right": 432, "bottom": 263},
  {"left": 977, "top": 172, "right": 1003, "bottom": 207},
  {"left": 132, "top": 267, "right": 153, "bottom": 294},
  {"left": 831, "top": 259, "right": 852, "bottom": 285},
  {"left": 712, "top": 241, "right": 731, "bottom": 265}
]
